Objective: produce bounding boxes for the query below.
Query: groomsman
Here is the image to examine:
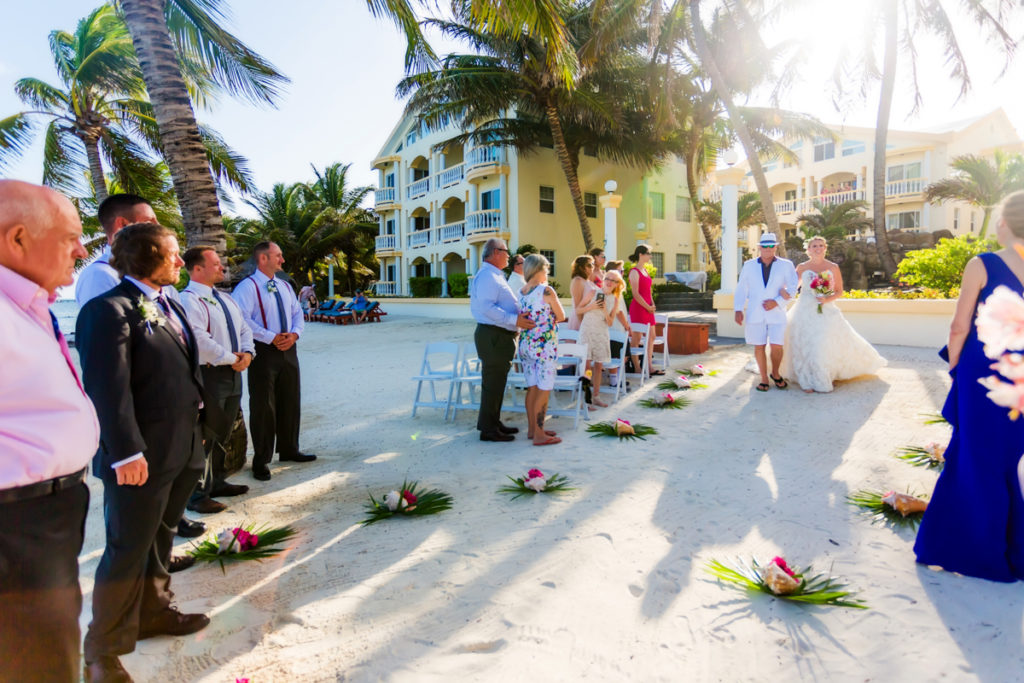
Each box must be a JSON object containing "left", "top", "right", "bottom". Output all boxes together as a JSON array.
[
  {"left": 0, "top": 180, "right": 98, "bottom": 682},
  {"left": 77, "top": 223, "right": 210, "bottom": 683},
  {"left": 180, "top": 246, "right": 254, "bottom": 513},
  {"left": 233, "top": 241, "right": 316, "bottom": 481}
]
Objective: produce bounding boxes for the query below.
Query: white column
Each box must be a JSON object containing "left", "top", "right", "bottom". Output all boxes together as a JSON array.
[
  {"left": 328, "top": 263, "right": 335, "bottom": 299},
  {"left": 441, "top": 260, "right": 449, "bottom": 297},
  {"left": 467, "top": 245, "right": 476, "bottom": 275},
  {"left": 397, "top": 255, "right": 404, "bottom": 296},
  {"left": 716, "top": 167, "right": 745, "bottom": 294},
  {"left": 499, "top": 173, "right": 508, "bottom": 230},
  {"left": 599, "top": 180, "right": 621, "bottom": 260},
  {"left": 922, "top": 202, "right": 931, "bottom": 232}
]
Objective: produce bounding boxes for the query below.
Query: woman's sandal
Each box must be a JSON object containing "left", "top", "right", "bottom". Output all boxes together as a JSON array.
[
  {"left": 756, "top": 382, "right": 770, "bottom": 392},
  {"left": 770, "top": 374, "right": 788, "bottom": 389},
  {"left": 533, "top": 435, "right": 562, "bottom": 446}
]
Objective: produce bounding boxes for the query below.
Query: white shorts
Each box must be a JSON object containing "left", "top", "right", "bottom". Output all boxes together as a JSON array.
[{"left": 744, "top": 321, "right": 785, "bottom": 346}]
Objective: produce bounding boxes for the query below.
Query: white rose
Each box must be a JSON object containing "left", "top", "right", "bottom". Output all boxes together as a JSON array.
[
  {"left": 524, "top": 476, "right": 547, "bottom": 492},
  {"left": 384, "top": 490, "right": 401, "bottom": 511}
]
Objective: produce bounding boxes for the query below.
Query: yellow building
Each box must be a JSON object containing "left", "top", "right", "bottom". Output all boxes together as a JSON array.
[
  {"left": 709, "top": 108, "right": 1023, "bottom": 254},
  {"left": 370, "top": 113, "right": 700, "bottom": 296}
]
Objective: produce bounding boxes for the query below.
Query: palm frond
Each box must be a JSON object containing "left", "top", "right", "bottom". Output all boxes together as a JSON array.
[{"left": 0, "top": 114, "right": 37, "bottom": 169}]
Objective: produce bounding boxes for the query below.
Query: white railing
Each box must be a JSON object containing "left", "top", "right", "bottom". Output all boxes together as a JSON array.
[
  {"left": 407, "top": 177, "right": 430, "bottom": 199},
  {"left": 408, "top": 230, "right": 431, "bottom": 248},
  {"left": 774, "top": 199, "right": 802, "bottom": 214},
  {"left": 886, "top": 177, "right": 925, "bottom": 197},
  {"left": 375, "top": 234, "right": 396, "bottom": 251},
  {"left": 374, "top": 281, "right": 397, "bottom": 296},
  {"left": 467, "top": 145, "right": 502, "bottom": 169},
  {"left": 438, "top": 163, "right": 465, "bottom": 188},
  {"left": 467, "top": 209, "right": 502, "bottom": 233},
  {"left": 816, "top": 189, "right": 865, "bottom": 206},
  {"left": 438, "top": 220, "right": 466, "bottom": 243},
  {"left": 374, "top": 187, "right": 396, "bottom": 205}
]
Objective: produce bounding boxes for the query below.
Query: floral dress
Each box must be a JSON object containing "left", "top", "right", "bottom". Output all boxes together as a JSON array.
[{"left": 518, "top": 284, "right": 558, "bottom": 391}]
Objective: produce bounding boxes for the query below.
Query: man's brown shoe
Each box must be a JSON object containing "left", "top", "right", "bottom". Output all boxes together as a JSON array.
[
  {"left": 138, "top": 607, "right": 210, "bottom": 640},
  {"left": 85, "top": 655, "right": 132, "bottom": 683},
  {"left": 186, "top": 496, "right": 227, "bottom": 514},
  {"left": 168, "top": 555, "right": 196, "bottom": 573}
]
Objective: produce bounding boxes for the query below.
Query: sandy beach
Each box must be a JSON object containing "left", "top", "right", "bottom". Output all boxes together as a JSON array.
[{"left": 73, "top": 316, "right": 1023, "bottom": 682}]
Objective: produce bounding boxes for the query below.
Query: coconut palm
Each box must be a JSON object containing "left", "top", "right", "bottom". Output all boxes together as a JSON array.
[
  {"left": 697, "top": 191, "right": 766, "bottom": 232},
  {"left": 924, "top": 150, "right": 1024, "bottom": 238},
  {"left": 796, "top": 199, "right": 873, "bottom": 241}
]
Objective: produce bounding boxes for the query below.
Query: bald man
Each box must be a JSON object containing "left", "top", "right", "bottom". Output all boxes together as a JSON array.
[{"left": 0, "top": 180, "right": 99, "bottom": 682}]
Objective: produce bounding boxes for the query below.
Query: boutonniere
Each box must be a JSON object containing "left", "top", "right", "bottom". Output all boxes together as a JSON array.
[
  {"left": 137, "top": 295, "right": 164, "bottom": 334},
  {"left": 201, "top": 296, "right": 218, "bottom": 306},
  {"left": 266, "top": 280, "right": 278, "bottom": 294}
]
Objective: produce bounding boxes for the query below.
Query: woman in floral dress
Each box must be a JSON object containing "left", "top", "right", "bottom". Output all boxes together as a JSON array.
[{"left": 517, "top": 253, "right": 566, "bottom": 445}]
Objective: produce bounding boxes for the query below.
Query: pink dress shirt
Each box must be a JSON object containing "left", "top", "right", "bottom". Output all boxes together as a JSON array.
[{"left": 0, "top": 264, "right": 99, "bottom": 489}]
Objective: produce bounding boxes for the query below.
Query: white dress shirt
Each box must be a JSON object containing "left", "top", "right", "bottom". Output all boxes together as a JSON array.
[
  {"left": 76, "top": 245, "right": 180, "bottom": 306},
  {"left": 507, "top": 270, "right": 527, "bottom": 295},
  {"left": 469, "top": 262, "right": 520, "bottom": 331},
  {"left": 232, "top": 270, "right": 304, "bottom": 344},
  {"left": 180, "top": 281, "right": 255, "bottom": 366}
]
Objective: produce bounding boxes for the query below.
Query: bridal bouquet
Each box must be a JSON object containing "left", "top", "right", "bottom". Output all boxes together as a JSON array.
[
  {"left": 640, "top": 392, "right": 689, "bottom": 409},
  {"left": 847, "top": 489, "right": 929, "bottom": 529},
  {"left": 706, "top": 556, "right": 867, "bottom": 609},
  {"left": 586, "top": 418, "right": 658, "bottom": 440},
  {"left": 190, "top": 523, "right": 298, "bottom": 572},
  {"left": 498, "top": 468, "right": 575, "bottom": 500},
  {"left": 974, "top": 283, "right": 1024, "bottom": 420},
  {"left": 894, "top": 442, "right": 946, "bottom": 469},
  {"left": 809, "top": 271, "right": 835, "bottom": 313},
  {"left": 361, "top": 481, "right": 453, "bottom": 525}
]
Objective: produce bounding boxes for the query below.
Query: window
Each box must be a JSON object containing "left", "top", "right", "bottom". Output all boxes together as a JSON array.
[
  {"left": 540, "top": 249, "right": 556, "bottom": 276},
  {"left": 842, "top": 140, "right": 866, "bottom": 156},
  {"left": 385, "top": 173, "right": 395, "bottom": 188},
  {"left": 783, "top": 141, "right": 802, "bottom": 168},
  {"left": 885, "top": 211, "right": 921, "bottom": 231},
  {"left": 784, "top": 189, "right": 797, "bottom": 201},
  {"left": 481, "top": 189, "right": 500, "bottom": 211},
  {"left": 387, "top": 264, "right": 396, "bottom": 282},
  {"left": 970, "top": 211, "right": 976, "bottom": 233},
  {"left": 406, "top": 130, "right": 418, "bottom": 146},
  {"left": 539, "top": 186, "right": 555, "bottom": 213},
  {"left": 886, "top": 162, "right": 922, "bottom": 181},
  {"left": 412, "top": 167, "right": 429, "bottom": 180},
  {"left": 813, "top": 136, "right": 835, "bottom": 162},
  {"left": 651, "top": 252, "right": 664, "bottom": 274},
  {"left": 762, "top": 161, "right": 777, "bottom": 173},
  {"left": 675, "top": 253, "right": 691, "bottom": 272},
  {"left": 650, "top": 192, "right": 665, "bottom": 220},
  {"left": 413, "top": 215, "right": 430, "bottom": 231},
  {"left": 953, "top": 207, "right": 960, "bottom": 232},
  {"left": 675, "top": 196, "right": 692, "bottom": 222},
  {"left": 584, "top": 192, "right": 597, "bottom": 218},
  {"left": 385, "top": 218, "right": 395, "bottom": 235}
]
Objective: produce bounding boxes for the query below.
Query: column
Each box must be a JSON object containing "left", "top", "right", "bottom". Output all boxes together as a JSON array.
[
  {"left": 397, "top": 255, "right": 404, "bottom": 296},
  {"left": 715, "top": 166, "right": 745, "bottom": 294},
  {"left": 467, "top": 245, "right": 477, "bottom": 276},
  {"left": 922, "top": 202, "right": 930, "bottom": 232},
  {"left": 328, "top": 263, "right": 335, "bottom": 299},
  {"left": 379, "top": 260, "right": 386, "bottom": 293},
  {"left": 441, "top": 260, "right": 449, "bottom": 297},
  {"left": 599, "top": 180, "right": 621, "bottom": 260},
  {"left": 499, "top": 172, "right": 508, "bottom": 231}
]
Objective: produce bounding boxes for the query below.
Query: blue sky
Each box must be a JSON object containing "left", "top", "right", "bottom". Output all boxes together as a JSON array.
[{"left": 2, "top": 1, "right": 1022, "bottom": 212}]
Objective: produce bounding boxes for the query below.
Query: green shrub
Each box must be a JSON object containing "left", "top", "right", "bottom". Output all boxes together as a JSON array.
[
  {"left": 548, "top": 279, "right": 565, "bottom": 297},
  {"left": 895, "top": 235, "right": 997, "bottom": 291},
  {"left": 621, "top": 261, "right": 658, "bottom": 306},
  {"left": 448, "top": 272, "right": 469, "bottom": 297},
  {"left": 706, "top": 270, "right": 721, "bottom": 291},
  {"left": 409, "top": 276, "right": 443, "bottom": 298},
  {"left": 844, "top": 287, "right": 959, "bottom": 300}
]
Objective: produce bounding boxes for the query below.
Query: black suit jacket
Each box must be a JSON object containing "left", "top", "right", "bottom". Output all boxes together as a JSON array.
[{"left": 76, "top": 280, "right": 205, "bottom": 480}]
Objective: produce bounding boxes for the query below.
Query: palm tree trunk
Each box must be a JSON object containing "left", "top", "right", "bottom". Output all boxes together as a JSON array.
[
  {"left": 82, "top": 134, "right": 109, "bottom": 204},
  {"left": 688, "top": 0, "right": 786, "bottom": 260},
  {"left": 979, "top": 207, "right": 992, "bottom": 238},
  {"left": 545, "top": 103, "right": 595, "bottom": 251},
  {"left": 685, "top": 154, "right": 721, "bottom": 272},
  {"left": 120, "top": 0, "right": 225, "bottom": 251},
  {"left": 871, "top": 0, "right": 899, "bottom": 278}
]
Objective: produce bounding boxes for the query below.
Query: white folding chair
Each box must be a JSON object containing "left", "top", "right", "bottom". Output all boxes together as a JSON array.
[
  {"left": 604, "top": 329, "right": 629, "bottom": 402},
  {"left": 652, "top": 313, "right": 670, "bottom": 372},
  {"left": 503, "top": 356, "right": 528, "bottom": 415},
  {"left": 549, "top": 342, "right": 589, "bottom": 429},
  {"left": 558, "top": 327, "right": 579, "bottom": 343},
  {"left": 449, "top": 342, "right": 483, "bottom": 420},
  {"left": 627, "top": 322, "right": 651, "bottom": 386},
  {"left": 411, "top": 342, "right": 460, "bottom": 419}
]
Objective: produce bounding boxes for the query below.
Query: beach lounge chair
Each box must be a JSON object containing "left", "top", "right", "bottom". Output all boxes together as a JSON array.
[
  {"left": 310, "top": 300, "right": 336, "bottom": 322},
  {"left": 322, "top": 301, "right": 355, "bottom": 325},
  {"left": 363, "top": 301, "right": 386, "bottom": 323},
  {"left": 411, "top": 342, "right": 460, "bottom": 419},
  {"left": 312, "top": 299, "right": 343, "bottom": 322}
]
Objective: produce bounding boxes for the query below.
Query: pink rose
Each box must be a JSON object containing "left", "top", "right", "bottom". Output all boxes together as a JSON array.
[
  {"left": 976, "top": 286, "right": 1024, "bottom": 358},
  {"left": 770, "top": 556, "right": 796, "bottom": 578},
  {"left": 527, "top": 469, "right": 544, "bottom": 479},
  {"left": 402, "top": 490, "right": 418, "bottom": 506}
]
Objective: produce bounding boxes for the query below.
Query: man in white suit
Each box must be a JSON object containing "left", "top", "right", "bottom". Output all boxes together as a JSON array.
[{"left": 734, "top": 232, "right": 799, "bottom": 392}]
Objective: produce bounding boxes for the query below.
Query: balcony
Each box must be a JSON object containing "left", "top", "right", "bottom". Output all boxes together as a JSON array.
[
  {"left": 408, "top": 230, "right": 431, "bottom": 248},
  {"left": 437, "top": 220, "right": 466, "bottom": 243},
  {"left": 373, "top": 281, "right": 398, "bottom": 296},
  {"left": 438, "top": 163, "right": 465, "bottom": 188},
  {"left": 466, "top": 209, "right": 502, "bottom": 239},
  {"left": 466, "top": 146, "right": 504, "bottom": 181},
  {"left": 407, "top": 177, "right": 430, "bottom": 200},
  {"left": 375, "top": 234, "right": 397, "bottom": 253},
  {"left": 886, "top": 177, "right": 926, "bottom": 199},
  {"left": 374, "top": 187, "right": 396, "bottom": 210},
  {"left": 773, "top": 199, "right": 803, "bottom": 215}
]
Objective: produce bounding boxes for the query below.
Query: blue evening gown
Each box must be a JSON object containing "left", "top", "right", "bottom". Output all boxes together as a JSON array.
[{"left": 914, "top": 252, "right": 1024, "bottom": 582}]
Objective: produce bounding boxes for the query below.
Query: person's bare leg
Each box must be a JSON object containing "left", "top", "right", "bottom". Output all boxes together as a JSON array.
[
  {"left": 769, "top": 344, "right": 784, "bottom": 379},
  {"left": 525, "top": 387, "right": 538, "bottom": 439},
  {"left": 629, "top": 331, "right": 642, "bottom": 373},
  {"left": 754, "top": 345, "right": 769, "bottom": 385},
  {"left": 591, "top": 361, "right": 607, "bottom": 406},
  {"left": 534, "top": 391, "right": 560, "bottom": 445}
]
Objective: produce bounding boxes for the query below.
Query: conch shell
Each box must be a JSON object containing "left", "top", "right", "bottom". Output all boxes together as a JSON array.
[
  {"left": 615, "top": 419, "right": 634, "bottom": 436},
  {"left": 763, "top": 562, "right": 801, "bottom": 595},
  {"left": 689, "top": 364, "right": 706, "bottom": 376},
  {"left": 882, "top": 491, "right": 928, "bottom": 516},
  {"left": 925, "top": 442, "right": 945, "bottom": 462},
  {"left": 673, "top": 375, "right": 692, "bottom": 389}
]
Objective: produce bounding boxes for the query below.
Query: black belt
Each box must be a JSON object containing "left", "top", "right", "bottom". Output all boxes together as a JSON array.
[
  {"left": 0, "top": 467, "right": 87, "bottom": 505},
  {"left": 478, "top": 323, "right": 517, "bottom": 336}
]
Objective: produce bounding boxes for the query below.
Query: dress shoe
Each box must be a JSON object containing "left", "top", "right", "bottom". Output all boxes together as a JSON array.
[
  {"left": 137, "top": 606, "right": 210, "bottom": 640},
  {"left": 175, "top": 518, "right": 206, "bottom": 538},
  {"left": 480, "top": 430, "right": 514, "bottom": 442},
  {"left": 168, "top": 554, "right": 195, "bottom": 573},
  {"left": 85, "top": 655, "right": 132, "bottom": 683},
  {"left": 497, "top": 423, "right": 520, "bottom": 435},
  {"left": 279, "top": 452, "right": 317, "bottom": 463},
  {"left": 252, "top": 465, "right": 271, "bottom": 481},
  {"left": 209, "top": 481, "right": 249, "bottom": 497},
  {"left": 186, "top": 496, "right": 227, "bottom": 514}
]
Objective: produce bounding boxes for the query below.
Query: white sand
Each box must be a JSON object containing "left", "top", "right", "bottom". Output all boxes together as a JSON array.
[{"left": 74, "top": 317, "right": 1024, "bottom": 682}]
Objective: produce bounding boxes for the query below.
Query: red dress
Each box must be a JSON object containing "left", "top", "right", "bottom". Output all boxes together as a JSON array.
[{"left": 629, "top": 266, "right": 655, "bottom": 325}]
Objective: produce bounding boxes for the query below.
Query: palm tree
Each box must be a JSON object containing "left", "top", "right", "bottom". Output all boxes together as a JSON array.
[
  {"left": 697, "top": 191, "right": 766, "bottom": 232},
  {"left": 116, "top": 0, "right": 287, "bottom": 249},
  {"left": 925, "top": 150, "right": 1024, "bottom": 238},
  {"left": 796, "top": 200, "right": 873, "bottom": 241}
]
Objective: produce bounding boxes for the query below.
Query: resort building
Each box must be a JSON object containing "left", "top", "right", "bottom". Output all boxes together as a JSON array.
[
  {"left": 369, "top": 114, "right": 700, "bottom": 296},
  {"left": 710, "top": 108, "right": 1023, "bottom": 253}
]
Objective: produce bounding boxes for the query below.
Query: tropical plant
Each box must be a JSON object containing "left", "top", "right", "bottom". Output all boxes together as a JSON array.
[
  {"left": 925, "top": 150, "right": 1024, "bottom": 238},
  {"left": 796, "top": 199, "right": 873, "bottom": 241},
  {"left": 895, "top": 234, "right": 997, "bottom": 292}
]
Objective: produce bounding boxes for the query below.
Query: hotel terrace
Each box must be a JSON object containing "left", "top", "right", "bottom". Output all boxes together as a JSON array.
[{"left": 369, "top": 113, "right": 700, "bottom": 296}]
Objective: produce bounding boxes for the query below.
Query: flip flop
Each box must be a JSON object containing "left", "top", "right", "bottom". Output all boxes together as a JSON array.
[
  {"left": 533, "top": 436, "right": 562, "bottom": 446},
  {"left": 650, "top": 370, "right": 666, "bottom": 376},
  {"left": 770, "top": 375, "right": 788, "bottom": 389},
  {"left": 756, "top": 382, "right": 770, "bottom": 392}
]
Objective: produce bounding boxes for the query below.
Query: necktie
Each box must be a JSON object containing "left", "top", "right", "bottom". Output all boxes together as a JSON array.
[
  {"left": 271, "top": 281, "right": 289, "bottom": 333},
  {"left": 157, "top": 294, "right": 187, "bottom": 345},
  {"left": 211, "top": 289, "right": 239, "bottom": 352},
  {"left": 49, "top": 310, "right": 84, "bottom": 393}
]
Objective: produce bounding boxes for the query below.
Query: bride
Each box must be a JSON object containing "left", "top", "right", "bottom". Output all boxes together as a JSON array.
[{"left": 780, "top": 236, "right": 886, "bottom": 392}]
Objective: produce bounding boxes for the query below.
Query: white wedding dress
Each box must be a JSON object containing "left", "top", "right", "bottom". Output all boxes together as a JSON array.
[{"left": 779, "top": 270, "right": 887, "bottom": 392}]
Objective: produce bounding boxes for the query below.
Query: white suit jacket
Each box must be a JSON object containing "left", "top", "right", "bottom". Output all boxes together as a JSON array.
[{"left": 733, "top": 257, "right": 798, "bottom": 325}]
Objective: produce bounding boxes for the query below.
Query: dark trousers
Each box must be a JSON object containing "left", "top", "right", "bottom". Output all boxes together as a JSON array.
[
  {"left": 0, "top": 482, "right": 89, "bottom": 683},
  {"left": 248, "top": 341, "right": 301, "bottom": 467},
  {"left": 83, "top": 449, "right": 203, "bottom": 661},
  {"left": 474, "top": 323, "right": 516, "bottom": 432},
  {"left": 191, "top": 366, "right": 242, "bottom": 501}
]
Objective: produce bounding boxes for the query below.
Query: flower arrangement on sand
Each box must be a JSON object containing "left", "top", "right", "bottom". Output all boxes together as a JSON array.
[
  {"left": 190, "top": 523, "right": 298, "bottom": 572},
  {"left": 639, "top": 392, "right": 689, "bottom": 409},
  {"left": 894, "top": 442, "right": 946, "bottom": 470},
  {"left": 657, "top": 374, "right": 708, "bottom": 391},
  {"left": 847, "top": 489, "right": 929, "bottom": 529},
  {"left": 682, "top": 363, "right": 718, "bottom": 377},
  {"left": 586, "top": 418, "right": 658, "bottom": 440},
  {"left": 361, "top": 481, "right": 453, "bottom": 525},
  {"left": 498, "top": 468, "right": 575, "bottom": 500},
  {"left": 706, "top": 556, "right": 867, "bottom": 609}
]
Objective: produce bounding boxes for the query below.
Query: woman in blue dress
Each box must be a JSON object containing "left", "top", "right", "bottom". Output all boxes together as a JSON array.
[{"left": 914, "top": 191, "right": 1024, "bottom": 582}]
